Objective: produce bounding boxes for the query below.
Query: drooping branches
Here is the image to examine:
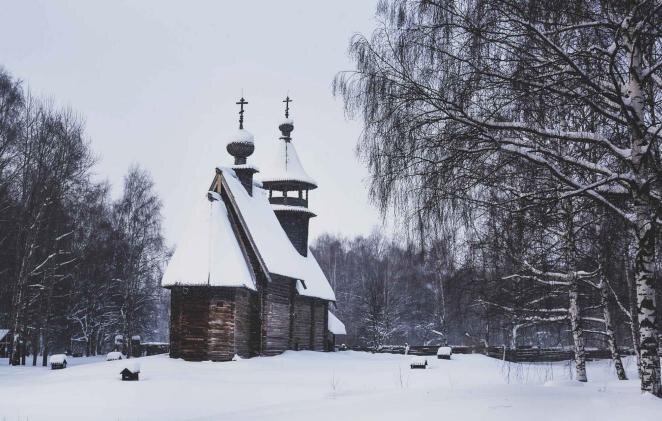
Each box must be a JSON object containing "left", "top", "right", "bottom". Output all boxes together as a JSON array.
[{"left": 336, "top": 0, "right": 661, "bottom": 394}]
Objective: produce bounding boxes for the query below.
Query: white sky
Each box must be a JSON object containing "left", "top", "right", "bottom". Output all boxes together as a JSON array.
[{"left": 0, "top": 0, "right": 383, "bottom": 246}]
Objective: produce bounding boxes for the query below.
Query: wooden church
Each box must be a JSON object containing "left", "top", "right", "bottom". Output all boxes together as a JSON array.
[{"left": 161, "top": 97, "right": 345, "bottom": 361}]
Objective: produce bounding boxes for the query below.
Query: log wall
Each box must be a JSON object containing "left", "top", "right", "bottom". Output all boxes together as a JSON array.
[
  {"left": 311, "top": 299, "right": 327, "bottom": 351},
  {"left": 273, "top": 212, "right": 311, "bottom": 257},
  {"left": 207, "top": 289, "right": 236, "bottom": 361},
  {"left": 262, "top": 275, "right": 294, "bottom": 355},
  {"left": 170, "top": 284, "right": 333, "bottom": 360},
  {"left": 169, "top": 287, "right": 210, "bottom": 361},
  {"left": 235, "top": 288, "right": 261, "bottom": 357},
  {"left": 291, "top": 296, "right": 313, "bottom": 350}
]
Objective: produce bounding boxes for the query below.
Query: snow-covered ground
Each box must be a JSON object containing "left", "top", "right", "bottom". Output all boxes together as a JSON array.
[{"left": 0, "top": 351, "right": 659, "bottom": 420}]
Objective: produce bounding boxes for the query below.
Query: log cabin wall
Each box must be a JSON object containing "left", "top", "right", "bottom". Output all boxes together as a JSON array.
[
  {"left": 262, "top": 274, "right": 294, "bottom": 355},
  {"left": 273, "top": 211, "right": 311, "bottom": 257},
  {"left": 291, "top": 295, "right": 313, "bottom": 350},
  {"left": 169, "top": 287, "right": 211, "bottom": 361},
  {"left": 234, "top": 288, "right": 261, "bottom": 357},
  {"left": 169, "top": 288, "right": 182, "bottom": 358},
  {"left": 312, "top": 299, "right": 328, "bottom": 351},
  {"left": 207, "top": 288, "right": 237, "bottom": 361}
]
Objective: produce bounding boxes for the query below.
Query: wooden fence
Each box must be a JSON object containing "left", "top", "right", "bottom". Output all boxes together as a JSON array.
[
  {"left": 341, "top": 344, "right": 635, "bottom": 363},
  {"left": 341, "top": 345, "right": 476, "bottom": 356}
]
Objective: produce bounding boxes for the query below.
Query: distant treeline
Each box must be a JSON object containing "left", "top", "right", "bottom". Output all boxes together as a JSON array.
[
  {"left": 312, "top": 228, "right": 635, "bottom": 352},
  {"left": 0, "top": 68, "right": 168, "bottom": 365}
]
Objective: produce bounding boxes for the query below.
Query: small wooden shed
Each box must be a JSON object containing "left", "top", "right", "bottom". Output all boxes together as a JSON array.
[{"left": 121, "top": 362, "right": 140, "bottom": 381}]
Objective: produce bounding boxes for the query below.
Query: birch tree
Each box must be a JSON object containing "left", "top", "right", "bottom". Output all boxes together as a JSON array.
[{"left": 335, "top": 0, "right": 662, "bottom": 395}]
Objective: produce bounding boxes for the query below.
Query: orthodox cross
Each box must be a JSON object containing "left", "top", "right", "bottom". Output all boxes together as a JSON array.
[
  {"left": 236, "top": 97, "right": 248, "bottom": 129},
  {"left": 283, "top": 96, "right": 292, "bottom": 118}
]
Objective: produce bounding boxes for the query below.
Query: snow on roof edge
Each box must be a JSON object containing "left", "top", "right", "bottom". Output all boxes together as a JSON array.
[
  {"left": 328, "top": 311, "right": 346, "bottom": 335},
  {"left": 271, "top": 204, "right": 316, "bottom": 215}
]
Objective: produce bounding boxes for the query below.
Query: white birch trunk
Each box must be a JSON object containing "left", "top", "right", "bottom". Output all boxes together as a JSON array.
[
  {"left": 624, "top": 22, "right": 661, "bottom": 395},
  {"left": 633, "top": 204, "right": 661, "bottom": 395},
  {"left": 599, "top": 279, "right": 627, "bottom": 380},
  {"left": 568, "top": 275, "right": 587, "bottom": 382}
]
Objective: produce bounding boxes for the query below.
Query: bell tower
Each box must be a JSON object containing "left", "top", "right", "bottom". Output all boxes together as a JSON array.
[{"left": 261, "top": 97, "right": 316, "bottom": 256}]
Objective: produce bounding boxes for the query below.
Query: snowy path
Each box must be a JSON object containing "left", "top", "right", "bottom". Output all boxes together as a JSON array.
[{"left": 0, "top": 351, "right": 659, "bottom": 420}]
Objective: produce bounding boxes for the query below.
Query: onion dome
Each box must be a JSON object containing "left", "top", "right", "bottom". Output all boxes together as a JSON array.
[
  {"left": 226, "top": 128, "right": 255, "bottom": 165},
  {"left": 279, "top": 117, "right": 294, "bottom": 138}
]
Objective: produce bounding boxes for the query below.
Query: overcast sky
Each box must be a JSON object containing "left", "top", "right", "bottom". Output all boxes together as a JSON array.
[{"left": 0, "top": 0, "right": 382, "bottom": 246}]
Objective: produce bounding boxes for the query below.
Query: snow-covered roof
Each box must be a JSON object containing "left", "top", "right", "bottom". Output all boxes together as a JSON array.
[
  {"left": 228, "top": 129, "right": 254, "bottom": 145},
  {"left": 327, "top": 311, "right": 346, "bottom": 335},
  {"left": 162, "top": 192, "right": 256, "bottom": 290},
  {"left": 280, "top": 118, "right": 294, "bottom": 126},
  {"left": 261, "top": 140, "right": 317, "bottom": 187},
  {"left": 219, "top": 168, "right": 335, "bottom": 301},
  {"left": 271, "top": 204, "right": 316, "bottom": 216},
  {"left": 411, "top": 356, "right": 427, "bottom": 364},
  {"left": 122, "top": 361, "right": 140, "bottom": 373},
  {"left": 437, "top": 346, "right": 452, "bottom": 356},
  {"left": 0, "top": 329, "right": 9, "bottom": 341},
  {"left": 49, "top": 354, "right": 67, "bottom": 364},
  {"left": 232, "top": 164, "right": 259, "bottom": 172}
]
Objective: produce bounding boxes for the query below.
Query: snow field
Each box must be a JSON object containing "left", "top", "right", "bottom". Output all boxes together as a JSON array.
[{"left": 0, "top": 351, "right": 660, "bottom": 421}]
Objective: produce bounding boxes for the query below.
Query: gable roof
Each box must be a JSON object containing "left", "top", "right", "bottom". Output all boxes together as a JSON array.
[
  {"left": 161, "top": 191, "right": 256, "bottom": 290},
  {"left": 219, "top": 167, "right": 335, "bottom": 301}
]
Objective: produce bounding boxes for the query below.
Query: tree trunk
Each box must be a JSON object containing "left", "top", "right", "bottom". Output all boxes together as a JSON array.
[
  {"left": 31, "top": 334, "right": 39, "bottom": 367},
  {"left": 633, "top": 205, "right": 661, "bottom": 396},
  {"left": 624, "top": 256, "right": 642, "bottom": 371},
  {"left": 42, "top": 345, "right": 48, "bottom": 367},
  {"left": 568, "top": 275, "right": 587, "bottom": 382},
  {"left": 600, "top": 279, "right": 627, "bottom": 380}
]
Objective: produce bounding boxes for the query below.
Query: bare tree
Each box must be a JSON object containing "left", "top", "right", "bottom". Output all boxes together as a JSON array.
[{"left": 335, "top": 0, "right": 662, "bottom": 395}]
